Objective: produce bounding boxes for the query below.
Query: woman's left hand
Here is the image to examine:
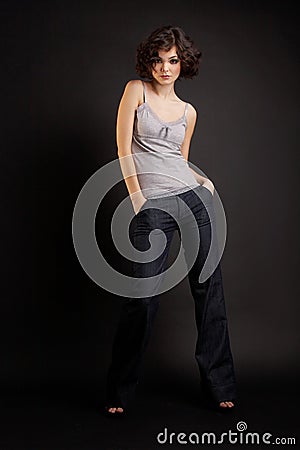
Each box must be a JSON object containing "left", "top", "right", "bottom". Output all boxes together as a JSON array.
[{"left": 130, "top": 192, "right": 148, "bottom": 215}]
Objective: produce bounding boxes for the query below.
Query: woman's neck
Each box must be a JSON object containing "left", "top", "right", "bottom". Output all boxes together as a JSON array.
[{"left": 149, "top": 80, "right": 177, "bottom": 100}]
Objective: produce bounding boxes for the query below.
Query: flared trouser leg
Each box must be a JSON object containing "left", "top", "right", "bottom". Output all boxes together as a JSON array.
[
  {"left": 189, "top": 259, "right": 237, "bottom": 403},
  {"left": 105, "top": 295, "right": 161, "bottom": 408},
  {"left": 180, "top": 186, "right": 237, "bottom": 403},
  {"left": 105, "top": 199, "right": 178, "bottom": 408}
]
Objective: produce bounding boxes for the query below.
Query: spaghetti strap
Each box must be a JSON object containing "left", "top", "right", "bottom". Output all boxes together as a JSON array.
[
  {"left": 142, "top": 81, "right": 147, "bottom": 103},
  {"left": 184, "top": 102, "right": 189, "bottom": 117}
]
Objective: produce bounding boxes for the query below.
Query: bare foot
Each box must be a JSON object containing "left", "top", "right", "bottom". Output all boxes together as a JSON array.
[
  {"left": 219, "top": 401, "right": 234, "bottom": 408},
  {"left": 106, "top": 406, "right": 124, "bottom": 414}
]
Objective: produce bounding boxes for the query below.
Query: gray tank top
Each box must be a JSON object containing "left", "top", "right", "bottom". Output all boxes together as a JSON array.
[{"left": 131, "top": 81, "right": 200, "bottom": 199}]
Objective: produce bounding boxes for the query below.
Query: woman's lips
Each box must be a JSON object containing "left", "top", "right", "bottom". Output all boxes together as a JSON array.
[{"left": 161, "top": 75, "right": 170, "bottom": 79}]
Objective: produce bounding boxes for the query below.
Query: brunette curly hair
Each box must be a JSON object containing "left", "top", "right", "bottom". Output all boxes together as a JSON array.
[{"left": 136, "top": 25, "right": 202, "bottom": 80}]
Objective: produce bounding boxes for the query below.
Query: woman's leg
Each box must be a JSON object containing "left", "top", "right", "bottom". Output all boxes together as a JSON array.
[
  {"left": 179, "top": 186, "right": 237, "bottom": 407},
  {"left": 105, "top": 200, "right": 178, "bottom": 410}
]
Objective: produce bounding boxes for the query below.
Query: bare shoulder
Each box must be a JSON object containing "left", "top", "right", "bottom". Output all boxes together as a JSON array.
[
  {"left": 186, "top": 102, "right": 197, "bottom": 118},
  {"left": 122, "top": 79, "right": 144, "bottom": 106},
  {"left": 124, "top": 79, "right": 144, "bottom": 96}
]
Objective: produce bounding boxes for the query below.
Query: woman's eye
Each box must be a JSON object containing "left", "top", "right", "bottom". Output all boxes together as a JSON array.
[{"left": 152, "top": 58, "right": 179, "bottom": 64}]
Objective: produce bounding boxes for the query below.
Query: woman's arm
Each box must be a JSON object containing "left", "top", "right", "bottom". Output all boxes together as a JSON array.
[
  {"left": 116, "top": 79, "right": 147, "bottom": 214},
  {"left": 180, "top": 104, "right": 215, "bottom": 195}
]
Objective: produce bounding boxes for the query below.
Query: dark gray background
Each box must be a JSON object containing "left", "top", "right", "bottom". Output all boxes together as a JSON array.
[{"left": 1, "top": 0, "right": 299, "bottom": 448}]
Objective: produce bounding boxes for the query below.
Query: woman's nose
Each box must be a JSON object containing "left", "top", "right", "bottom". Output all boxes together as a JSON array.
[{"left": 161, "top": 62, "right": 169, "bottom": 72}]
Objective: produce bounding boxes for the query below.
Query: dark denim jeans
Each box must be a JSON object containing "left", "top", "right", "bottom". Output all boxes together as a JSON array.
[{"left": 105, "top": 185, "right": 237, "bottom": 407}]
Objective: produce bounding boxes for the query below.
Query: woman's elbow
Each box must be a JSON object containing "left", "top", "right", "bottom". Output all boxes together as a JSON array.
[{"left": 117, "top": 147, "right": 132, "bottom": 157}]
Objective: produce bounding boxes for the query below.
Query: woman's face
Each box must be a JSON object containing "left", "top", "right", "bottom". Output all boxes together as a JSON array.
[{"left": 151, "top": 45, "right": 181, "bottom": 84}]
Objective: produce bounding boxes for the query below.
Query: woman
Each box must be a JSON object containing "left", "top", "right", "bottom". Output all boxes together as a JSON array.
[{"left": 104, "top": 25, "right": 237, "bottom": 416}]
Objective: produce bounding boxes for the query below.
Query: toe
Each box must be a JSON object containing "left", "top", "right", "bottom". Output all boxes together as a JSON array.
[
  {"left": 106, "top": 406, "right": 124, "bottom": 414},
  {"left": 219, "top": 401, "right": 234, "bottom": 408}
]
